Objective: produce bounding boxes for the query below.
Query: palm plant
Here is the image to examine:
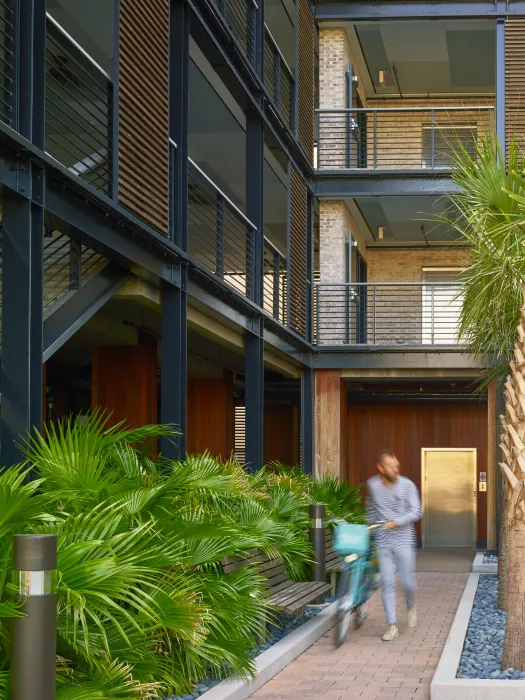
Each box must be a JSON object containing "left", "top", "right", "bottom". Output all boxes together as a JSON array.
[
  {"left": 439, "top": 133, "right": 525, "bottom": 668},
  {"left": 0, "top": 415, "right": 362, "bottom": 698}
]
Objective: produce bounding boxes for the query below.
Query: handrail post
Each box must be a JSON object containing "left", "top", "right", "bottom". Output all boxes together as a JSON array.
[
  {"left": 274, "top": 49, "right": 281, "bottom": 111},
  {"left": 431, "top": 109, "right": 435, "bottom": 169},
  {"left": 316, "top": 111, "right": 321, "bottom": 169},
  {"left": 309, "top": 504, "right": 326, "bottom": 603},
  {"left": 373, "top": 284, "right": 377, "bottom": 344},
  {"left": 373, "top": 111, "right": 377, "bottom": 169},
  {"left": 216, "top": 194, "right": 225, "bottom": 278},
  {"left": 273, "top": 250, "right": 280, "bottom": 319},
  {"left": 11, "top": 534, "right": 57, "bottom": 700}
]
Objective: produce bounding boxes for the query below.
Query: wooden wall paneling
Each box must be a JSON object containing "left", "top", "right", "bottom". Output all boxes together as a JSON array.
[
  {"left": 296, "top": 0, "right": 314, "bottom": 163},
  {"left": 92, "top": 333, "right": 158, "bottom": 428},
  {"left": 119, "top": 0, "right": 169, "bottom": 233},
  {"left": 264, "top": 403, "right": 299, "bottom": 465},
  {"left": 505, "top": 18, "right": 525, "bottom": 155},
  {"left": 347, "top": 400, "right": 489, "bottom": 545},
  {"left": 314, "top": 369, "right": 343, "bottom": 477},
  {"left": 186, "top": 371, "right": 234, "bottom": 458},
  {"left": 288, "top": 166, "right": 308, "bottom": 336}
]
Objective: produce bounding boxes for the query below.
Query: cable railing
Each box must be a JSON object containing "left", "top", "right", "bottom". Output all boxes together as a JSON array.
[
  {"left": 43, "top": 233, "right": 107, "bottom": 315},
  {"left": 316, "top": 107, "right": 494, "bottom": 171},
  {"left": 45, "top": 14, "right": 113, "bottom": 196},
  {"left": 263, "top": 237, "right": 287, "bottom": 325},
  {"left": 264, "top": 26, "right": 294, "bottom": 131},
  {"left": 0, "top": 0, "right": 16, "bottom": 127},
  {"left": 188, "top": 158, "right": 254, "bottom": 298},
  {"left": 214, "top": 0, "right": 258, "bottom": 68},
  {"left": 314, "top": 282, "right": 464, "bottom": 347}
]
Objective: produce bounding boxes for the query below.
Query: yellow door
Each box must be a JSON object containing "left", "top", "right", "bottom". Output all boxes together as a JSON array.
[{"left": 422, "top": 449, "right": 477, "bottom": 548}]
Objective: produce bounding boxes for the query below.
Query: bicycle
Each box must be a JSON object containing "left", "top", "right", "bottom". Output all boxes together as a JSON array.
[{"left": 330, "top": 519, "right": 382, "bottom": 647}]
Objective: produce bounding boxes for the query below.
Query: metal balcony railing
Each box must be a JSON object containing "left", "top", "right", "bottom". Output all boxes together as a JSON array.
[
  {"left": 45, "top": 14, "right": 113, "bottom": 196},
  {"left": 264, "top": 26, "right": 295, "bottom": 131},
  {"left": 263, "top": 237, "right": 287, "bottom": 325},
  {"left": 314, "top": 282, "right": 464, "bottom": 347},
  {"left": 316, "top": 107, "right": 494, "bottom": 171},
  {"left": 214, "top": 0, "right": 258, "bottom": 68},
  {"left": 0, "top": 0, "right": 16, "bottom": 128},
  {"left": 188, "top": 158, "right": 254, "bottom": 298}
]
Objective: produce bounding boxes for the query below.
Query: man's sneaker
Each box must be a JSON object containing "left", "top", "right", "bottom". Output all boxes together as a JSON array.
[
  {"left": 408, "top": 607, "right": 417, "bottom": 628},
  {"left": 382, "top": 624, "right": 399, "bottom": 642}
]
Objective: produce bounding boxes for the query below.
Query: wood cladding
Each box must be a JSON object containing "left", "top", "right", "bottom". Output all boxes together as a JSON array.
[
  {"left": 296, "top": 0, "right": 314, "bottom": 163},
  {"left": 187, "top": 373, "right": 234, "bottom": 458},
  {"left": 92, "top": 334, "right": 158, "bottom": 428},
  {"left": 347, "top": 400, "right": 489, "bottom": 544},
  {"left": 288, "top": 165, "right": 308, "bottom": 336},
  {"left": 264, "top": 403, "right": 299, "bottom": 465},
  {"left": 314, "top": 370, "right": 345, "bottom": 477},
  {"left": 505, "top": 18, "right": 525, "bottom": 154},
  {"left": 119, "top": 0, "right": 169, "bottom": 233}
]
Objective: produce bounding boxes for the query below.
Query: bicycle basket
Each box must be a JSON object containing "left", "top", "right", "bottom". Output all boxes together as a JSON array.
[{"left": 332, "top": 523, "right": 370, "bottom": 557}]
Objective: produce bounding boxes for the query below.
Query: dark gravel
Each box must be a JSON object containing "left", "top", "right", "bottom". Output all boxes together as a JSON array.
[
  {"left": 457, "top": 575, "right": 525, "bottom": 680},
  {"left": 483, "top": 553, "right": 498, "bottom": 565},
  {"left": 164, "top": 598, "right": 334, "bottom": 700}
]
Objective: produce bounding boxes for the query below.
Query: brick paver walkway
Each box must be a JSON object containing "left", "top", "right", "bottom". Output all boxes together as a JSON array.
[{"left": 250, "top": 573, "right": 467, "bottom": 700}]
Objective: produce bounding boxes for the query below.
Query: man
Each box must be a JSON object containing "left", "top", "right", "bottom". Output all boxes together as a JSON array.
[{"left": 366, "top": 450, "right": 422, "bottom": 642}]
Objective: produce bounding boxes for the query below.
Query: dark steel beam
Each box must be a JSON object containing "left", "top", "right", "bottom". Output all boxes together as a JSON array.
[
  {"left": 314, "top": 348, "right": 488, "bottom": 370},
  {"left": 160, "top": 268, "right": 188, "bottom": 459},
  {"left": 1, "top": 176, "right": 44, "bottom": 466},
  {"left": 43, "top": 265, "right": 130, "bottom": 362},
  {"left": 301, "top": 367, "right": 314, "bottom": 474},
  {"left": 313, "top": 175, "right": 462, "bottom": 197},
  {"left": 245, "top": 320, "right": 264, "bottom": 471},
  {"left": 496, "top": 18, "right": 505, "bottom": 155},
  {"left": 170, "top": 0, "right": 190, "bottom": 249},
  {"left": 18, "top": 0, "right": 46, "bottom": 146},
  {"left": 315, "top": 1, "right": 514, "bottom": 22},
  {"left": 246, "top": 115, "right": 264, "bottom": 305}
]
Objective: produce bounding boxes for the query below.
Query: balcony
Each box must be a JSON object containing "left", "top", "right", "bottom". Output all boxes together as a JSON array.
[
  {"left": 314, "top": 282, "right": 464, "bottom": 348},
  {"left": 315, "top": 107, "right": 493, "bottom": 173}
]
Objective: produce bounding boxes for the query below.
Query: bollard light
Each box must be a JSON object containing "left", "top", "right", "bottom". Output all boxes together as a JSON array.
[
  {"left": 309, "top": 503, "right": 326, "bottom": 586},
  {"left": 10, "top": 534, "right": 58, "bottom": 700}
]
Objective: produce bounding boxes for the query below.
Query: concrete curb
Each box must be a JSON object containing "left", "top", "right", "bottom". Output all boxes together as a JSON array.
[
  {"left": 201, "top": 600, "right": 340, "bottom": 700},
  {"left": 472, "top": 552, "right": 497, "bottom": 574},
  {"left": 431, "top": 573, "right": 525, "bottom": 699}
]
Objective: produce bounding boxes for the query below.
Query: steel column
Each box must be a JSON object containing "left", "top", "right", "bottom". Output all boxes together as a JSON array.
[
  {"left": 1, "top": 180, "right": 44, "bottom": 466},
  {"left": 246, "top": 115, "right": 264, "bottom": 305},
  {"left": 496, "top": 18, "right": 505, "bottom": 155},
  {"left": 245, "top": 321, "right": 264, "bottom": 472},
  {"left": 170, "top": 0, "right": 190, "bottom": 249},
  {"left": 160, "top": 268, "right": 188, "bottom": 460},
  {"left": 301, "top": 366, "right": 314, "bottom": 474},
  {"left": 18, "top": 0, "right": 46, "bottom": 146}
]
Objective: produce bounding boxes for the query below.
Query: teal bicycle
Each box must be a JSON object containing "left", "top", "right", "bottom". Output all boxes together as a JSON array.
[{"left": 330, "top": 520, "right": 382, "bottom": 647}]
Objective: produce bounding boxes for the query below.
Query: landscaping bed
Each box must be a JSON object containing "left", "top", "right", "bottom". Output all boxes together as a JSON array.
[
  {"left": 164, "top": 601, "right": 334, "bottom": 700},
  {"left": 457, "top": 576, "right": 525, "bottom": 680},
  {"left": 483, "top": 553, "right": 498, "bottom": 565}
]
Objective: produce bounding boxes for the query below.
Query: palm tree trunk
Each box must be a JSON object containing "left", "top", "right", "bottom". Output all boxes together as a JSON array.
[
  {"left": 498, "top": 489, "right": 509, "bottom": 611},
  {"left": 502, "top": 512, "right": 525, "bottom": 669}
]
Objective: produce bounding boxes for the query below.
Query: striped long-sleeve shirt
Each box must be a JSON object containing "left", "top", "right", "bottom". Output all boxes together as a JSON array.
[{"left": 366, "top": 475, "right": 422, "bottom": 550}]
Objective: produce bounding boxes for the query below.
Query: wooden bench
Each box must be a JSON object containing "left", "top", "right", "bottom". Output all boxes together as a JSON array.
[
  {"left": 325, "top": 529, "right": 343, "bottom": 595},
  {"left": 222, "top": 549, "right": 331, "bottom": 615}
]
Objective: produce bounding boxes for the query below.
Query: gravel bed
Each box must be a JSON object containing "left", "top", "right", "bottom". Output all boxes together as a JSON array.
[
  {"left": 164, "top": 598, "right": 335, "bottom": 700},
  {"left": 457, "top": 575, "right": 525, "bottom": 680},
  {"left": 483, "top": 553, "right": 498, "bottom": 565}
]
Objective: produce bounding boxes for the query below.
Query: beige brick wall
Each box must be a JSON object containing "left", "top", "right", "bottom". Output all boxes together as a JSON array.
[
  {"left": 319, "top": 28, "right": 350, "bottom": 110},
  {"left": 367, "top": 248, "right": 468, "bottom": 283},
  {"left": 319, "top": 201, "right": 368, "bottom": 284}
]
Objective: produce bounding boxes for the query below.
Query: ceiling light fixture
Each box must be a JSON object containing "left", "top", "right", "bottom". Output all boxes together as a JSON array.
[
  {"left": 378, "top": 226, "right": 386, "bottom": 240},
  {"left": 378, "top": 70, "right": 387, "bottom": 86}
]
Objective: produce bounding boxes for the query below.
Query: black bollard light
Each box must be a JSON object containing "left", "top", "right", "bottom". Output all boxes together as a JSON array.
[
  {"left": 11, "top": 534, "right": 58, "bottom": 700},
  {"left": 309, "top": 503, "right": 326, "bottom": 586}
]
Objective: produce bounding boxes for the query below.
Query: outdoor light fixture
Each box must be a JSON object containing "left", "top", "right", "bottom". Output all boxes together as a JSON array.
[
  {"left": 378, "top": 70, "right": 387, "bottom": 86},
  {"left": 378, "top": 226, "right": 386, "bottom": 240}
]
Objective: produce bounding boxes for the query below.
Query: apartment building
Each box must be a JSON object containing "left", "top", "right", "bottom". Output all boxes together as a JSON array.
[{"left": 0, "top": 0, "right": 521, "bottom": 550}]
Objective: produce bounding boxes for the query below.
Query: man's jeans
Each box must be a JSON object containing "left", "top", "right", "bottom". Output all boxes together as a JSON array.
[{"left": 377, "top": 547, "right": 417, "bottom": 626}]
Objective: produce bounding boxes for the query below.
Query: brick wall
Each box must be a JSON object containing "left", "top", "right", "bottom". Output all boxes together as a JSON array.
[
  {"left": 319, "top": 28, "right": 350, "bottom": 109},
  {"left": 367, "top": 248, "right": 468, "bottom": 282}
]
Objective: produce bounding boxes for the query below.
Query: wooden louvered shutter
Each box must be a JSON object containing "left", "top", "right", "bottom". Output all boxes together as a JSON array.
[
  {"left": 296, "top": 0, "right": 314, "bottom": 164},
  {"left": 288, "top": 165, "right": 308, "bottom": 336},
  {"left": 505, "top": 18, "right": 525, "bottom": 156},
  {"left": 118, "top": 0, "right": 169, "bottom": 234}
]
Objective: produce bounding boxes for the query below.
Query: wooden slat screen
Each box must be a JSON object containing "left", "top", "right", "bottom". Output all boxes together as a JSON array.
[
  {"left": 288, "top": 165, "right": 308, "bottom": 336},
  {"left": 119, "top": 0, "right": 169, "bottom": 234},
  {"left": 296, "top": 0, "right": 314, "bottom": 164},
  {"left": 505, "top": 18, "right": 525, "bottom": 156}
]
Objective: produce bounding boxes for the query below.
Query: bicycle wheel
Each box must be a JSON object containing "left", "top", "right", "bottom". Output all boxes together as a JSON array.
[
  {"left": 334, "top": 569, "right": 353, "bottom": 648},
  {"left": 354, "top": 600, "right": 368, "bottom": 628}
]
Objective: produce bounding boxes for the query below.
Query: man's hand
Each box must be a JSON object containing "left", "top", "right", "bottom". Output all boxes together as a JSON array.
[{"left": 383, "top": 521, "right": 398, "bottom": 530}]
